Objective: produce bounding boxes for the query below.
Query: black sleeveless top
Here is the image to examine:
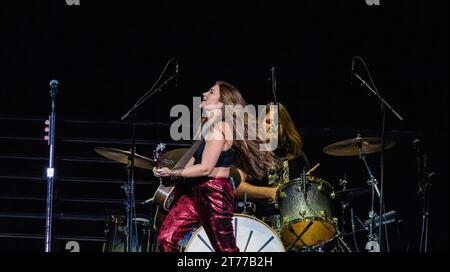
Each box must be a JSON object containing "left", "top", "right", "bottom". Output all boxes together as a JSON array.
[{"left": 193, "top": 140, "right": 235, "bottom": 167}]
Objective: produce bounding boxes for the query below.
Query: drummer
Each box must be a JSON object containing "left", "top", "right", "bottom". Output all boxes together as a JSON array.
[{"left": 234, "top": 102, "right": 311, "bottom": 218}]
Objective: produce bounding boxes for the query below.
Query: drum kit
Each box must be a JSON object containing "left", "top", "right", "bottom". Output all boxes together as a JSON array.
[{"left": 94, "top": 134, "right": 396, "bottom": 252}]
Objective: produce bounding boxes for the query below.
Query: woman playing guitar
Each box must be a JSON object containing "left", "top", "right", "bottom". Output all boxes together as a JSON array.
[{"left": 152, "top": 81, "right": 273, "bottom": 252}]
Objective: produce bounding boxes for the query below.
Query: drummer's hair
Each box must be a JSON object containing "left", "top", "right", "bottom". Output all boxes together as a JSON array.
[{"left": 267, "top": 102, "right": 303, "bottom": 160}]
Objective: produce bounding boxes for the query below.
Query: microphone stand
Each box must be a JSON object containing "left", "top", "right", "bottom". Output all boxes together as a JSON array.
[
  {"left": 270, "top": 66, "right": 277, "bottom": 104},
  {"left": 353, "top": 66, "right": 404, "bottom": 252},
  {"left": 353, "top": 73, "right": 403, "bottom": 122},
  {"left": 417, "top": 149, "right": 434, "bottom": 252},
  {"left": 45, "top": 80, "right": 58, "bottom": 252},
  {"left": 120, "top": 67, "right": 177, "bottom": 252}
]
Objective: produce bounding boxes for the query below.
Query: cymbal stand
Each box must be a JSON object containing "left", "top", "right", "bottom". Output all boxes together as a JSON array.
[
  {"left": 358, "top": 144, "right": 381, "bottom": 252},
  {"left": 416, "top": 143, "right": 435, "bottom": 252},
  {"left": 338, "top": 175, "right": 349, "bottom": 233},
  {"left": 335, "top": 232, "right": 352, "bottom": 252},
  {"left": 337, "top": 175, "right": 356, "bottom": 251}
]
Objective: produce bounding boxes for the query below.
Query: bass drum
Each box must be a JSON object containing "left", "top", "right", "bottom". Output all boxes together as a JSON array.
[{"left": 184, "top": 214, "right": 285, "bottom": 252}]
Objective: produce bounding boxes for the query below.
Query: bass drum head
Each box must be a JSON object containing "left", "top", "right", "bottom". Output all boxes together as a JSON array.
[{"left": 184, "top": 214, "right": 285, "bottom": 252}]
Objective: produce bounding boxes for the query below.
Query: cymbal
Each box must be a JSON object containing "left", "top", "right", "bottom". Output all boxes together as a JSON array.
[
  {"left": 159, "top": 148, "right": 189, "bottom": 169},
  {"left": 333, "top": 188, "right": 371, "bottom": 199},
  {"left": 94, "top": 147, "right": 155, "bottom": 170},
  {"left": 323, "top": 136, "right": 395, "bottom": 156}
]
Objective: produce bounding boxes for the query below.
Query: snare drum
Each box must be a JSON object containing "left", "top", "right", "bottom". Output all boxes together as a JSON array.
[{"left": 183, "top": 214, "right": 285, "bottom": 252}]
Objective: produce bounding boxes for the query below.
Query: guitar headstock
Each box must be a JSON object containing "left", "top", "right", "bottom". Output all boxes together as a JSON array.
[{"left": 153, "top": 143, "right": 166, "bottom": 167}]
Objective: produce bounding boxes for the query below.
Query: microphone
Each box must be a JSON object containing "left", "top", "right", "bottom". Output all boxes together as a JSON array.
[
  {"left": 175, "top": 62, "right": 179, "bottom": 87},
  {"left": 350, "top": 58, "right": 356, "bottom": 85},
  {"left": 49, "top": 79, "right": 59, "bottom": 88},
  {"left": 49, "top": 79, "right": 59, "bottom": 98},
  {"left": 413, "top": 139, "right": 421, "bottom": 152}
]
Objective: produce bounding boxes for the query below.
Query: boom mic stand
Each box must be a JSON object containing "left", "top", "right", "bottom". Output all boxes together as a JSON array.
[
  {"left": 120, "top": 58, "right": 178, "bottom": 252},
  {"left": 352, "top": 56, "right": 404, "bottom": 251}
]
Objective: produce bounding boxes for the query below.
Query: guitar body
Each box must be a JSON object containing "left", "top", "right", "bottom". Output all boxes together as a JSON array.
[
  {"left": 152, "top": 182, "right": 180, "bottom": 229},
  {"left": 149, "top": 144, "right": 199, "bottom": 231}
]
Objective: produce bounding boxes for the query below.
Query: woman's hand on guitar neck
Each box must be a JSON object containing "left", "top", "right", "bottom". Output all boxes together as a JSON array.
[{"left": 153, "top": 167, "right": 172, "bottom": 178}]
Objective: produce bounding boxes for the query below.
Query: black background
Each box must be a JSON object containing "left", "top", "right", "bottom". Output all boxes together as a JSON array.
[{"left": 0, "top": 0, "right": 448, "bottom": 252}]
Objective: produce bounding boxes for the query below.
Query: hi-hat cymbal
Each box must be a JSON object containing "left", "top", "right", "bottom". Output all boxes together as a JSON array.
[
  {"left": 323, "top": 136, "right": 395, "bottom": 156},
  {"left": 94, "top": 147, "right": 155, "bottom": 170}
]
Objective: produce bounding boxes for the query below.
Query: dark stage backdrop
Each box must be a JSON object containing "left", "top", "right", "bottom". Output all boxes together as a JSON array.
[{"left": 0, "top": 0, "right": 448, "bottom": 252}]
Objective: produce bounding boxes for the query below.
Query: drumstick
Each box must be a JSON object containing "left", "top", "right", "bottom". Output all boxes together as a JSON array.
[{"left": 306, "top": 163, "right": 320, "bottom": 176}]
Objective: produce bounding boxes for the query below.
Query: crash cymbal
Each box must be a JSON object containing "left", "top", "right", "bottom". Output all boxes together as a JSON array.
[
  {"left": 333, "top": 188, "right": 371, "bottom": 199},
  {"left": 159, "top": 148, "right": 189, "bottom": 169},
  {"left": 94, "top": 147, "right": 155, "bottom": 170},
  {"left": 323, "top": 136, "right": 395, "bottom": 156}
]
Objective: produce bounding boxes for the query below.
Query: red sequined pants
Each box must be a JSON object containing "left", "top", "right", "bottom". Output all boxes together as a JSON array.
[{"left": 156, "top": 177, "right": 239, "bottom": 252}]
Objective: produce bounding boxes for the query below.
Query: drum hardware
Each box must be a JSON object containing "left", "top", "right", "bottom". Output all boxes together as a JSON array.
[
  {"left": 336, "top": 176, "right": 348, "bottom": 236},
  {"left": 335, "top": 232, "right": 353, "bottom": 252},
  {"left": 243, "top": 192, "right": 249, "bottom": 214},
  {"left": 317, "top": 183, "right": 323, "bottom": 191},
  {"left": 323, "top": 134, "right": 397, "bottom": 252},
  {"left": 414, "top": 139, "right": 434, "bottom": 253},
  {"left": 334, "top": 178, "right": 372, "bottom": 252},
  {"left": 95, "top": 146, "right": 153, "bottom": 252},
  {"left": 333, "top": 175, "right": 371, "bottom": 238},
  {"left": 356, "top": 136, "right": 382, "bottom": 252},
  {"left": 236, "top": 192, "right": 256, "bottom": 215},
  {"left": 364, "top": 210, "right": 397, "bottom": 228},
  {"left": 299, "top": 209, "right": 307, "bottom": 217},
  {"left": 103, "top": 215, "right": 152, "bottom": 252},
  {"left": 95, "top": 144, "right": 173, "bottom": 251},
  {"left": 361, "top": 158, "right": 381, "bottom": 251},
  {"left": 270, "top": 215, "right": 282, "bottom": 233}
]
